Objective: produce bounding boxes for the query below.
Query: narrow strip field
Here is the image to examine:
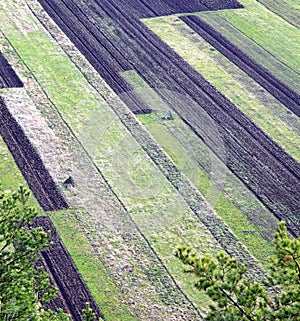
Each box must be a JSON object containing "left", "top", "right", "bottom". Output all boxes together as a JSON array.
[
  {"left": 0, "top": 1, "right": 271, "bottom": 319},
  {"left": 180, "top": 15, "right": 300, "bottom": 117},
  {"left": 0, "top": 97, "right": 67, "bottom": 211},
  {"left": 21, "top": 0, "right": 273, "bottom": 264},
  {"left": 0, "top": 52, "right": 23, "bottom": 88},
  {"left": 78, "top": 0, "right": 243, "bottom": 19},
  {"left": 31, "top": 0, "right": 300, "bottom": 236},
  {"left": 1, "top": 0, "right": 299, "bottom": 319},
  {"left": 33, "top": 216, "right": 105, "bottom": 321}
]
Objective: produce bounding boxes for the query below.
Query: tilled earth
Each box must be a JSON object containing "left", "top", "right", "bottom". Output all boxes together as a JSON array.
[
  {"left": 34, "top": 0, "right": 300, "bottom": 236},
  {"left": 33, "top": 216, "right": 105, "bottom": 321},
  {"left": 0, "top": 51, "right": 23, "bottom": 88}
]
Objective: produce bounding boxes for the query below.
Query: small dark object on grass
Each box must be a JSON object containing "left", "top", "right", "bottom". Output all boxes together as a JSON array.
[
  {"left": 63, "top": 176, "right": 75, "bottom": 188},
  {"left": 162, "top": 110, "right": 175, "bottom": 120},
  {"left": 243, "top": 230, "right": 256, "bottom": 235}
]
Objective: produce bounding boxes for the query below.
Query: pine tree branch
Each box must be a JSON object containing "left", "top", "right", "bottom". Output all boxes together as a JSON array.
[{"left": 217, "top": 285, "right": 256, "bottom": 321}]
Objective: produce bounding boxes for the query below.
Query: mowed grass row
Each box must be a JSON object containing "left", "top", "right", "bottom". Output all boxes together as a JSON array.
[
  {"left": 257, "top": 0, "right": 300, "bottom": 28},
  {"left": 143, "top": 16, "right": 300, "bottom": 162},
  {"left": 0, "top": 131, "right": 138, "bottom": 320},
  {"left": 0, "top": 1, "right": 236, "bottom": 315},
  {"left": 123, "top": 70, "right": 276, "bottom": 264},
  {"left": 200, "top": 0, "right": 300, "bottom": 77}
]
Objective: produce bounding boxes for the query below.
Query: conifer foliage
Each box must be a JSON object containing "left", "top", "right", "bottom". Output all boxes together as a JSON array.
[{"left": 176, "top": 222, "right": 300, "bottom": 320}]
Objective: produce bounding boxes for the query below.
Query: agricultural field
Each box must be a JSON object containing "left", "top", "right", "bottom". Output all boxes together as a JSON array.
[{"left": 0, "top": 0, "right": 299, "bottom": 320}]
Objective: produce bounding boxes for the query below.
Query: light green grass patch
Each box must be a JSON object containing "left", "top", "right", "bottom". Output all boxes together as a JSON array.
[
  {"left": 137, "top": 113, "right": 273, "bottom": 265},
  {"left": 86, "top": 110, "right": 221, "bottom": 308},
  {"left": 214, "top": 195, "right": 273, "bottom": 263}
]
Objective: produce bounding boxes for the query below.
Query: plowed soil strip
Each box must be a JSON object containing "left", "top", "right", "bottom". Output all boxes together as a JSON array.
[
  {"left": 180, "top": 15, "right": 300, "bottom": 117},
  {"left": 35, "top": 0, "right": 300, "bottom": 236},
  {"left": 0, "top": 97, "right": 67, "bottom": 211},
  {"left": 36, "top": 0, "right": 151, "bottom": 114},
  {"left": 0, "top": 52, "right": 23, "bottom": 88},
  {"left": 32, "top": 216, "right": 105, "bottom": 321},
  {"left": 91, "top": 0, "right": 243, "bottom": 19}
]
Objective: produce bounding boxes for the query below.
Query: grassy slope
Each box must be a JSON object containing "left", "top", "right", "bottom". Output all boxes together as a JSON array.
[
  {"left": 143, "top": 16, "right": 300, "bottom": 162},
  {"left": 203, "top": 0, "right": 300, "bottom": 75},
  {"left": 0, "top": 1, "right": 222, "bottom": 315},
  {"left": 2, "top": 0, "right": 297, "bottom": 317},
  {"left": 129, "top": 88, "right": 274, "bottom": 265},
  {"left": 0, "top": 106, "right": 137, "bottom": 320}
]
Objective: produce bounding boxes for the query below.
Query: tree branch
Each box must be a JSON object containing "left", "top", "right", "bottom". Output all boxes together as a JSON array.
[{"left": 217, "top": 285, "right": 256, "bottom": 321}]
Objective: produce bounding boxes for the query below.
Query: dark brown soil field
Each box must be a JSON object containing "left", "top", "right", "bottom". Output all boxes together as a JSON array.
[
  {"left": 0, "top": 52, "right": 23, "bottom": 88},
  {"left": 35, "top": 0, "right": 300, "bottom": 236},
  {"left": 0, "top": 97, "right": 68, "bottom": 211},
  {"left": 98, "top": 0, "right": 243, "bottom": 18},
  {"left": 32, "top": 216, "right": 105, "bottom": 321}
]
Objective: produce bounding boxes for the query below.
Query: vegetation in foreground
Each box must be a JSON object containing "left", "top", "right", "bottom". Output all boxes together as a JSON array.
[
  {"left": 176, "top": 222, "right": 300, "bottom": 320},
  {"left": 1, "top": 182, "right": 299, "bottom": 321},
  {"left": 0, "top": 184, "right": 99, "bottom": 321}
]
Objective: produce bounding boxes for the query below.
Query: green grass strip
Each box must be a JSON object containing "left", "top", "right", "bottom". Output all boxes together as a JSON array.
[
  {"left": 143, "top": 17, "right": 300, "bottom": 162},
  {"left": 137, "top": 114, "right": 274, "bottom": 266},
  {"left": 215, "top": 0, "right": 300, "bottom": 74},
  {"left": 0, "top": 126, "right": 137, "bottom": 321},
  {"left": 50, "top": 210, "right": 139, "bottom": 321},
  {"left": 122, "top": 70, "right": 274, "bottom": 266}
]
